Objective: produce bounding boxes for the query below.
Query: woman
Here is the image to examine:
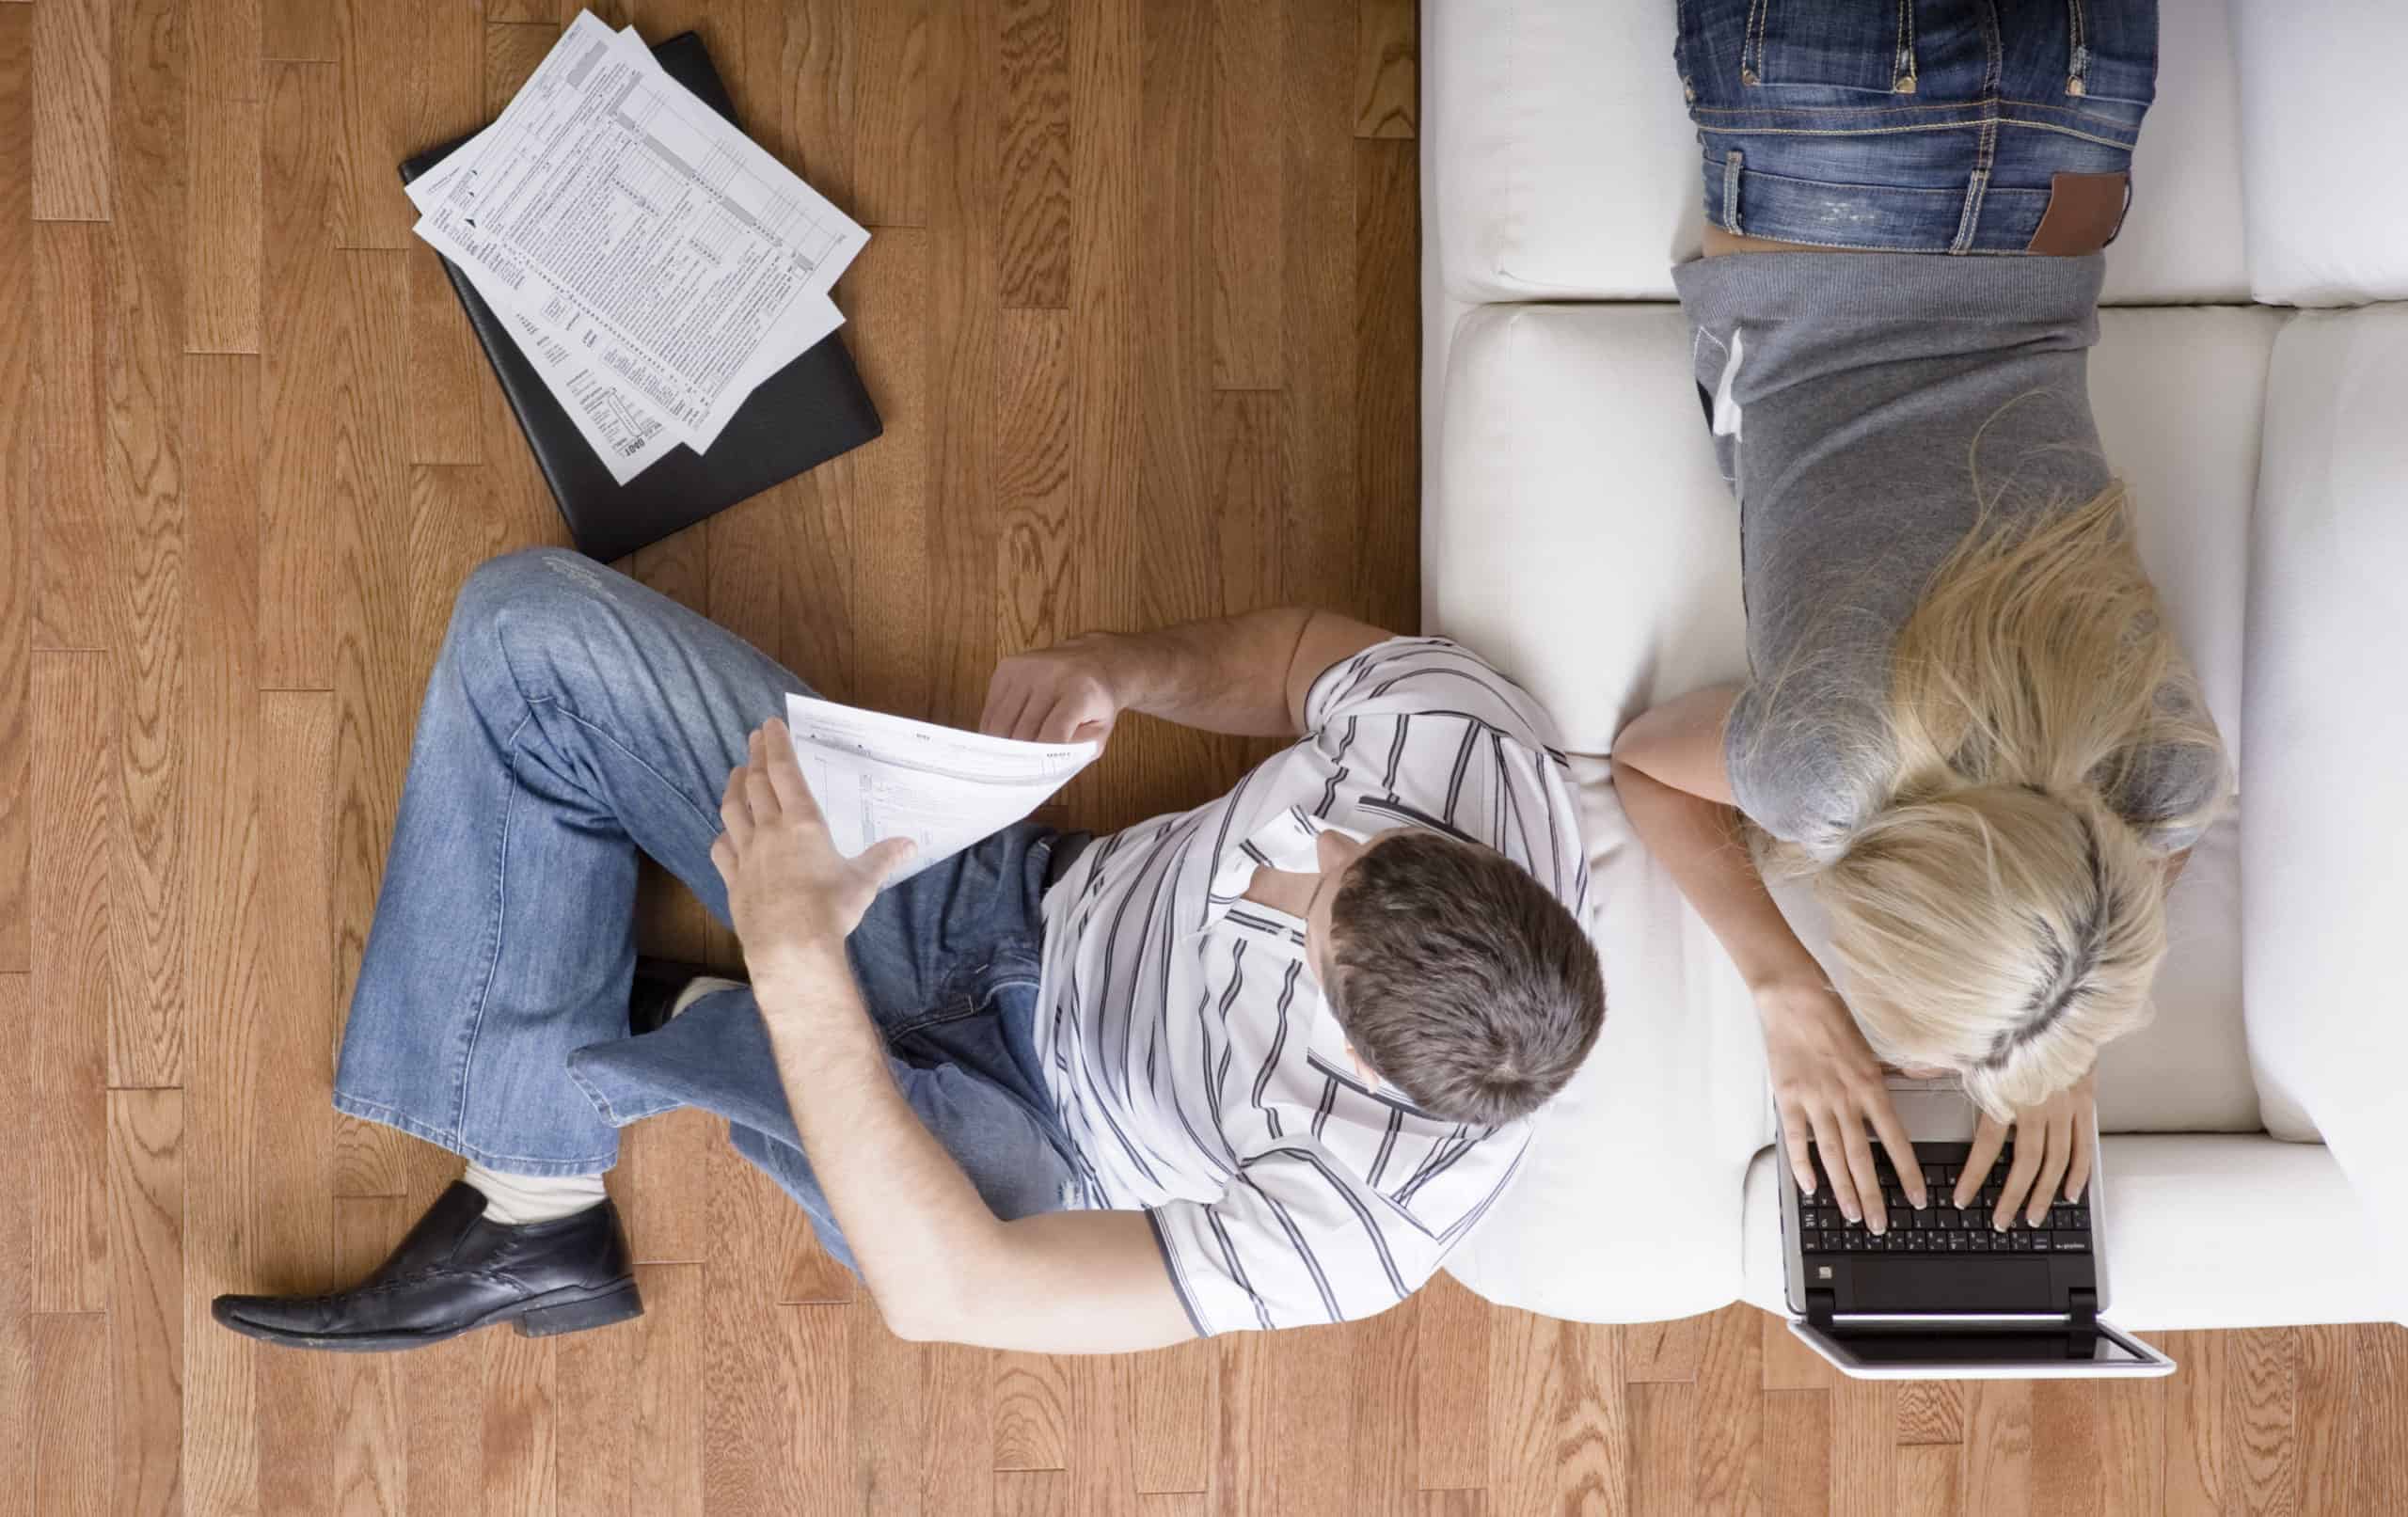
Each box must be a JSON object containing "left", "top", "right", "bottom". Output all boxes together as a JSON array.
[{"left": 1612, "top": 0, "right": 2227, "bottom": 1240}]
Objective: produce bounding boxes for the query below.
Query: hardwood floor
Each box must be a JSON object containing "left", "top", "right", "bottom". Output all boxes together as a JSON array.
[{"left": 8, "top": 0, "right": 2405, "bottom": 1512}]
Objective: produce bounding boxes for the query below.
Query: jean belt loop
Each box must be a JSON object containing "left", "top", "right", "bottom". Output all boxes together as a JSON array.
[{"left": 1721, "top": 150, "right": 1745, "bottom": 234}]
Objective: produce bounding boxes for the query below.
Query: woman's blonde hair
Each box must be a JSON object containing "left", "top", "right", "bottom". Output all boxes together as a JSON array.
[{"left": 1764, "top": 479, "right": 2228, "bottom": 1118}]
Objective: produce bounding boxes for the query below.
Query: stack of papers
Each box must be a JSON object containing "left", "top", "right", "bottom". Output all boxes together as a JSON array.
[
  {"left": 784, "top": 694, "right": 1099, "bottom": 888},
  {"left": 407, "top": 11, "right": 870, "bottom": 485}
]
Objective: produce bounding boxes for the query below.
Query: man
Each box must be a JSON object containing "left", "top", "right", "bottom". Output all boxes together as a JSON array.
[{"left": 214, "top": 548, "right": 1602, "bottom": 1351}]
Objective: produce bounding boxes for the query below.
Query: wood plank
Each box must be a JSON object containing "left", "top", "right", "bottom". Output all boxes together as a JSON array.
[
  {"left": 1893, "top": 1443, "right": 1960, "bottom": 1517},
  {"left": 178, "top": 351, "right": 265, "bottom": 1517},
  {"left": 1209, "top": 0, "right": 1281, "bottom": 389},
  {"left": 326, "top": 249, "right": 419, "bottom": 1196},
  {"left": 2291, "top": 1325, "right": 2349, "bottom": 1517},
  {"left": 482, "top": 1330, "right": 559, "bottom": 1517},
  {"left": 185, "top": 95, "right": 263, "bottom": 355},
  {"left": 571, "top": 1262, "right": 706, "bottom": 1517},
  {"left": 1252, "top": 1327, "right": 1355, "bottom": 1516},
  {"left": 1624, "top": 1316, "right": 1704, "bottom": 1385},
  {"left": 1352, "top": 0, "right": 1416, "bottom": 137},
  {"left": 330, "top": 1197, "right": 408, "bottom": 1517},
  {"left": 485, "top": 21, "right": 558, "bottom": 109},
  {"left": 251, "top": 690, "right": 336, "bottom": 1290},
  {"left": 1350, "top": 1297, "right": 1418, "bottom": 1517},
  {"left": 1692, "top": 1304, "right": 1762, "bottom": 1517},
  {"left": 257, "top": 61, "right": 341, "bottom": 689},
  {"left": 32, "top": 222, "right": 117, "bottom": 653},
  {"left": 403, "top": 0, "right": 488, "bottom": 466},
  {"left": 1489, "top": 1314, "right": 1624, "bottom": 1517},
  {"left": 621, "top": 1106, "right": 721, "bottom": 1269},
  {"left": 31, "top": 0, "right": 112, "bottom": 220},
  {"left": 702, "top": 1146, "right": 833, "bottom": 1517},
  {"left": 855, "top": 1321, "right": 933, "bottom": 1517},
  {"left": 187, "top": 0, "right": 262, "bottom": 103},
  {"left": 1896, "top": 1381, "right": 1965, "bottom": 1446},
  {"left": 995, "top": 1352, "right": 1071, "bottom": 1471},
  {"left": 856, "top": 0, "right": 931, "bottom": 227},
  {"left": 401, "top": 1334, "right": 483, "bottom": 1517},
  {"left": 1070, "top": 1349, "right": 1142, "bottom": 1517},
  {"left": 335, "top": 0, "right": 418, "bottom": 249},
  {"left": 995, "top": 307, "right": 1076, "bottom": 661},
  {"left": 0, "top": 9, "right": 32, "bottom": 971},
  {"left": 996, "top": 1469, "right": 1069, "bottom": 1517},
  {"left": 0, "top": 977, "right": 30, "bottom": 1516},
  {"left": 31, "top": 654, "right": 113, "bottom": 1315},
  {"left": 1352, "top": 134, "right": 1418, "bottom": 631},
  {"left": 1762, "top": 1389, "right": 1830, "bottom": 1517},
  {"left": 2351, "top": 1327, "right": 2408, "bottom": 1517},
  {"left": 997, "top": 0, "right": 1070, "bottom": 308},
  {"left": 848, "top": 229, "right": 932, "bottom": 719},
  {"left": 29, "top": 1314, "right": 110, "bottom": 1516},
  {"left": 2229, "top": 1329, "right": 2299, "bottom": 1517},
  {"left": 2162, "top": 1330, "right": 2226, "bottom": 1516},
  {"left": 925, "top": 1344, "right": 999, "bottom": 1517},
  {"left": 106, "top": 1089, "right": 183, "bottom": 1517},
  {"left": 2030, "top": 1376, "right": 2163, "bottom": 1517},
  {"left": 1759, "top": 1312, "right": 1841, "bottom": 1391},
  {"left": 263, "top": 0, "right": 337, "bottom": 62},
  {"left": 258, "top": 1289, "right": 341, "bottom": 1517},
  {"left": 737, "top": 0, "right": 856, "bottom": 212},
  {"left": 1416, "top": 1272, "right": 1488, "bottom": 1492},
  {"left": 707, "top": 493, "right": 792, "bottom": 669},
  {"left": 105, "top": 0, "right": 194, "bottom": 1093},
  {"left": 1826, "top": 1381, "right": 1892, "bottom": 1515},
  {"left": 1275, "top": 0, "right": 1359, "bottom": 608},
  {"left": 1213, "top": 1333, "right": 1268, "bottom": 1517},
  {"left": 1418, "top": 1493, "right": 1481, "bottom": 1517},
  {"left": 1957, "top": 1380, "right": 2030, "bottom": 1517},
  {"left": 1629, "top": 1380, "right": 1699, "bottom": 1517}
]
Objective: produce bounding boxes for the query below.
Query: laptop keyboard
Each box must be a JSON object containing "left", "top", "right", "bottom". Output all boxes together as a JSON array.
[{"left": 1797, "top": 1143, "right": 2091, "bottom": 1256}]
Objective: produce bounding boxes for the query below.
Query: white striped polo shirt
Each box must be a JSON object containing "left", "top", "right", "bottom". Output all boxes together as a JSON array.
[{"left": 1033, "top": 637, "right": 1593, "bottom": 1335}]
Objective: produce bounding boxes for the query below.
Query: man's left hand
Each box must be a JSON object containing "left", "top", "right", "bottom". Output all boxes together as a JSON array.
[{"left": 712, "top": 719, "right": 914, "bottom": 981}]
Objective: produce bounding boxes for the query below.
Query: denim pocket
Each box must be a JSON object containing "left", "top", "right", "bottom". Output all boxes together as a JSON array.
[
  {"left": 2067, "top": 0, "right": 2158, "bottom": 106},
  {"left": 1740, "top": 0, "right": 1924, "bottom": 95}
]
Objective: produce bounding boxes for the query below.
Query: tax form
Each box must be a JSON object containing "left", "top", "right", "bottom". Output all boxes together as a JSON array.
[
  {"left": 784, "top": 695, "right": 1099, "bottom": 888},
  {"left": 410, "top": 12, "right": 866, "bottom": 475}
]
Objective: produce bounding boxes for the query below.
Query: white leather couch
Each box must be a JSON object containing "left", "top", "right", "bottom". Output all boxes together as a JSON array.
[{"left": 1422, "top": 0, "right": 2408, "bottom": 1330}]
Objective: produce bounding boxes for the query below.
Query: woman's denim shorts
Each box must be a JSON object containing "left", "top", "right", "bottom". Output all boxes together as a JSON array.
[{"left": 1675, "top": 0, "right": 2159, "bottom": 254}]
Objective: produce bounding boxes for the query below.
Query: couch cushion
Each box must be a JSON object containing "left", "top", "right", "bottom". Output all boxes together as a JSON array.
[
  {"left": 1428, "top": 0, "right": 2247, "bottom": 306},
  {"left": 1428, "top": 303, "right": 2273, "bottom": 1151},
  {"left": 2242, "top": 307, "right": 2408, "bottom": 1304},
  {"left": 2232, "top": 1, "right": 2408, "bottom": 305},
  {"left": 1742, "top": 1138, "right": 2391, "bottom": 1330}
]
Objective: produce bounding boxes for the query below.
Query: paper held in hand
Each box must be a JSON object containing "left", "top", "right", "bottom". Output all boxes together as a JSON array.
[
  {"left": 784, "top": 695, "right": 1099, "bottom": 888},
  {"left": 407, "top": 10, "right": 868, "bottom": 485}
]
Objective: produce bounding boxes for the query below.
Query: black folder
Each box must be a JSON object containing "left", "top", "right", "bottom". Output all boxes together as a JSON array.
[{"left": 398, "top": 31, "right": 882, "bottom": 563}]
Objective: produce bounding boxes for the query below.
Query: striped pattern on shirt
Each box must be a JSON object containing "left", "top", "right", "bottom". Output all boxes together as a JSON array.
[{"left": 1034, "top": 637, "right": 1593, "bottom": 1335}]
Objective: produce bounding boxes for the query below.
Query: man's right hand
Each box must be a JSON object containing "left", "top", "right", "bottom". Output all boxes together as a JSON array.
[
  {"left": 1759, "top": 978, "right": 1926, "bottom": 1233},
  {"left": 980, "top": 635, "right": 1125, "bottom": 747}
]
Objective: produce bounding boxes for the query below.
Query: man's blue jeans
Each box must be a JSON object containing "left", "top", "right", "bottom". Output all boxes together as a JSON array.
[{"left": 332, "top": 548, "right": 1084, "bottom": 1271}]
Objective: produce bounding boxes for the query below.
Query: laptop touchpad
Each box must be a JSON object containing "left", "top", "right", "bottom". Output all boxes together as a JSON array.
[{"left": 1850, "top": 1258, "right": 2054, "bottom": 1313}]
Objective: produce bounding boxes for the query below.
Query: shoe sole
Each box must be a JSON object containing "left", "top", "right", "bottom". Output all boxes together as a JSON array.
[{"left": 213, "top": 1277, "right": 644, "bottom": 1353}]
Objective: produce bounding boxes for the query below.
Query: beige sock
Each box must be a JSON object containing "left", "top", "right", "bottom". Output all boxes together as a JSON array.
[
  {"left": 463, "top": 1163, "right": 609, "bottom": 1225},
  {"left": 669, "top": 974, "right": 747, "bottom": 1020}
]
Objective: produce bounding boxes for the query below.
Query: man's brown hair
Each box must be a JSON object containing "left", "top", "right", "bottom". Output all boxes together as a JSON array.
[{"left": 1325, "top": 830, "right": 1605, "bottom": 1125}]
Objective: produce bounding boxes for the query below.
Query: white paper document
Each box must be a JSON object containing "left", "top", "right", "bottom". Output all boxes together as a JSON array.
[
  {"left": 784, "top": 694, "right": 1098, "bottom": 888},
  {"left": 409, "top": 11, "right": 866, "bottom": 478}
]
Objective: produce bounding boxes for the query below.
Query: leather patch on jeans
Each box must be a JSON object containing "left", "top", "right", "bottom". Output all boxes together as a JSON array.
[{"left": 2027, "top": 171, "right": 2131, "bottom": 255}]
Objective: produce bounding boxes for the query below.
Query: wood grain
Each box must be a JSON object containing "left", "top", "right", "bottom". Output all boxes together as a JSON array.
[
  {"left": 856, "top": 0, "right": 931, "bottom": 228},
  {"left": 0, "top": 978, "right": 26, "bottom": 1513},
  {"left": 402, "top": 0, "right": 487, "bottom": 466},
  {"left": 1625, "top": 1315, "right": 1704, "bottom": 1384},
  {"left": 2162, "top": 1329, "right": 2226, "bottom": 1515},
  {"left": 31, "top": 0, "right": 111, "bottom": 221},
  {"left": 1353, "top": 0, "right": 1417, "bottom": 138},
  {"left": 0, "top": 9, "right": 32, "bottom": 972},
  {"left": 1762, "top": 1388, "right": 1830, "bottom": 1517},
  {"left": 32, "top": 222, "right": 116, "bottom": 654},
  {"left": 1210, "top": 0, "right": 1281, "bottom": 389},
  {"left": 185, "top": 95, "right": 262, "bottom": 355},
  {"left": 1957, "top": 1379, "right": 2030, "bottom": 1516},
  {"left": 29, "top": 1313, "right": 109, "bottom": 1516},
  {"left": 257, "top": 61, "right": 340, "bottom": 689},
  {"left": 998, "top": 0, "right": 1071, "bottom": 308},
  {"left": 1416, "top": 1274, "right": 1490, "bottom": 1493},
  {"left": 1630, "top": 1380, "right": 1699, "bottom": 1517},
  {"left": 252, "top": 690, "right": 335, "bottom": 1289},
  {"left": 1896, "top": 1381, "right": 1965, "bottom": 1446},
  {"left": 107, "top": 1089, "right": 182, "bottom": 1517},
  {"left": 330, "top": 1196, "right": 407, "bottom": 1517},
  {"left": 995, "top": 1351, "right": 1072, "bottom": 1471},
  {"left": 1352, "top": 134, "right": 1419, "bottom": 630},
  {"left": 335, "top": 0, "right": 418, "bottom": 250},
  {"left": 263, "top": 0, "right": 337, "bottom": 64},
  {"left": 31, "top": 655, "right": 113, "bottom": 1316},
  {"left": 1692, "top": 1299, "right": 1762, "bottom": 1517}
]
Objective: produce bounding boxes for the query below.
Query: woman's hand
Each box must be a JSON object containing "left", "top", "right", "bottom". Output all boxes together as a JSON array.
[
  {"left": 1758, "top": 979, "right": 1925, "bottom": 1233},
  {"left": 979, "top": 636, "right": 1124, "bottom": 746},
  {"left": 711, "top": 720, "right": 915, "bottom": 982},
  {"left": 1954, "top": 1071, "right": 2097, "bottom": 1229}
]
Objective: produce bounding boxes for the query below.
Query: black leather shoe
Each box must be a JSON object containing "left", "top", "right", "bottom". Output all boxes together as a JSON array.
[
  {"left": 629, "top": 956, "right": 746, "bottom": 1037},
  {"left": 212, "top": 1181, "right": 642, "bottom": 1351}
]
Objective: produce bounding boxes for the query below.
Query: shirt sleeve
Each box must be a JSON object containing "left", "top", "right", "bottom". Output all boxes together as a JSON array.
[
  {"left": 1303, "top": 637, "right": 1566, "bottom": 758},
  {"left": 1144, "top": 1133, "right": 1527, "bottom": 1336}
]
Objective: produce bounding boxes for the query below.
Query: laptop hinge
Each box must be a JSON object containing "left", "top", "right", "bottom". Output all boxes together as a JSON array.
[
  {"left": 2067, "top": 1287, "right": 2099, "bottom": 1331},
  {"left": 1805, "top": 1288, "right": 1837, "bottom": 1331}
]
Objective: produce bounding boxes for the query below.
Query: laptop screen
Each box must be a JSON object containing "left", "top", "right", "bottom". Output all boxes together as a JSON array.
[{"left": 1830, "top": 1324, "right": 2154, "bottom": 1367}]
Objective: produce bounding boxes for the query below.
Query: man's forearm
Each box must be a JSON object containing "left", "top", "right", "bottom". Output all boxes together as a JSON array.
[
  {"left": 752, "top": 944, "right": 1006, "bottom": 1341},
  {"left": 1092, "top": 608, "right": 1317, "bottom": 736}
]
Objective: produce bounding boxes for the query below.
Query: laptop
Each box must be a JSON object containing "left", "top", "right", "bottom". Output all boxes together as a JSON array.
[{"left": 1779, "top": 1073, "right": 2175, "bottom": 1379}]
